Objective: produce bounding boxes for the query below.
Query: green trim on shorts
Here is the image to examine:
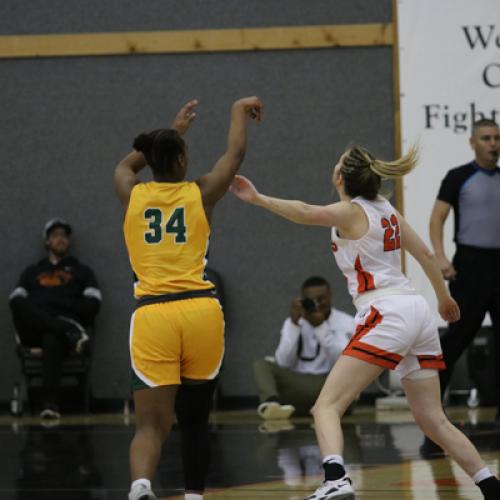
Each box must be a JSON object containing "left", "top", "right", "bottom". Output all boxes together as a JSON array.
[{"left": 131, "top": 370, "right": 150, "bottom": 391}]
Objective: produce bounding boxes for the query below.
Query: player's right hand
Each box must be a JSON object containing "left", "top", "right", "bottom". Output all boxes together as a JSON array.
[
  {"left": 438, "top": 296, "right": 460, "bottom": 323},
  {"left": 234, "top": 96, "right": 263, "bottom": 122}
]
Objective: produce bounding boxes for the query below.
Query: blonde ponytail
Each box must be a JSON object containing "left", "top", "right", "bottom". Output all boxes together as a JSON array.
[
  {"left": 340, "top": 143, "right": 419, "bottom": 200},
  {"left": 367, "top": 144, "right": 419, "bottom": 179}
]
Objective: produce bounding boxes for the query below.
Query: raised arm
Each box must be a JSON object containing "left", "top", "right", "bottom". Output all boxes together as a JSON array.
[
  {"left": 399, "top": 213, "right": 460, "bottom": 322},
  {"left": 229, "top": 175, "right": 356, "bottom": 228},
  {"left": 429, "top": 199, "right": 456, "bottom": 280},
  {"left": 113, "top": 151, "right": 147, "bottom": 209},
  {"left": 196, "top": 96, "right": 262, "bottom": 219},
  {"left": 113, "top": 99, "right": 199, "bottom": 210}
]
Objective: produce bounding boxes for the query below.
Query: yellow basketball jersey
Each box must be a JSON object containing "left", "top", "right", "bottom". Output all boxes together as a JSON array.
[{"left": 124, "top": 181, "right": 214, "bottom": 297}]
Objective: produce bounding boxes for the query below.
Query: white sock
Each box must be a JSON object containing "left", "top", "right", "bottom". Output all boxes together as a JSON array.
[
  {"left": 131, "top": 478, "right": 151, "bottom": 490},
  {"left": 185, "top": 494, "right": 203, "bottom": 500},
  {"left": 323, "top": 454, "right": 344, "bottom": 466},
  {"left": 473, "top": 467, "right": 493, "bottom": 484}
]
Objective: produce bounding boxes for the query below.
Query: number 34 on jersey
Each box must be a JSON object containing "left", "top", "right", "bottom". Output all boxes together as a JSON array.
[{"left": 144, "top": 207, "right": 187, "bottom": 244}]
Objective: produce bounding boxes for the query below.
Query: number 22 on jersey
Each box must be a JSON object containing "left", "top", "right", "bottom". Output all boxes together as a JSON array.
[
  {"left": 381, "top": 214, "right": 400, "bottom": 252},
  {"left": 144, "top": 207, "right": 187, "bottom": 244}
]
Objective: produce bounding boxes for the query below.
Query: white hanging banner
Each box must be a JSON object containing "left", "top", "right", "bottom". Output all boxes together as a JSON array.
[{"left": 397, "top": 0, "right": 500, "bottom": 324}]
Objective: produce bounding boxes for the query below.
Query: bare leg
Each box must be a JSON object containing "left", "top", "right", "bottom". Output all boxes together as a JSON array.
[
  {"left": 312, "top": 356, "right": 384, "bottom": 457},
  {"left": 130, "top": 385, "right": 178, "bottom": 481},
  {"left": 402, "top": 375, "right": 485, "bottom": 476}
]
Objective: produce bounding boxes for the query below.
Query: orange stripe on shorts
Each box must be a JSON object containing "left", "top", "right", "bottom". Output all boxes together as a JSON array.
[
  {"left": 417, "top": 354, "right": 446, "bottom": 370},
  {"left": 344, "top": 339, "right": 402, "bottom": 370},
  {"left": 347, "top": 306, "right": 383, "bottom": 348}
]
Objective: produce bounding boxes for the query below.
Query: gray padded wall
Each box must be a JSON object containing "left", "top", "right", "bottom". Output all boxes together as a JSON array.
[{"left": 0, "top": 0, "right": 393, "bottom": 400}]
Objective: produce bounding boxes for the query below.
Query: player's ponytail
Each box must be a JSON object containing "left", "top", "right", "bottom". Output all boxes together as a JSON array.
[
  {"left": 133, "top": 133, "right": 154, "bottom": 155},
  {"left": 368, "top": 144, "right": 419, "bottom": 179},
  {"left": 133, "top": 131, "right": 156, "bottom": 166},
  {"left": 340, "top": 144, "right": 418, "bottom": 200},
  {"left": 133, "top": 129, "right": 186, "bottom": 176}
]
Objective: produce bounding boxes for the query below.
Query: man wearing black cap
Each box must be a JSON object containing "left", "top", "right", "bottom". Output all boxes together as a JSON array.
[{"left": 9, "top": 218, "right": 102, "bottom": 419}]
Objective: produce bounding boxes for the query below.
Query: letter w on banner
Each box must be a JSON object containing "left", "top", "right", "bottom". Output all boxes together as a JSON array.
[{"left": 397, "top": 0, "right": 499, "bottom": 324}]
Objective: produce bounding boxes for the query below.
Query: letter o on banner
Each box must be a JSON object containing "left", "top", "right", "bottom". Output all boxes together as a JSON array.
[{"left": 483, "top": 62, "right": 500, "bottom": 88}]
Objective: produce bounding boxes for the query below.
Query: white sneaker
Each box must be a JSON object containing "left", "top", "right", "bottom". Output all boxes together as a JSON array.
[
  {"left": 304, "top": 476, "right": 355, "bottom": 499},
  {"left": 128, "top": 483, "right": 158, "bottom": 500},
  {"left": 258, "top": 420, "right": 295, "bottom": 434},
  {"left": 257, "top": 401, "right": 295, "bottom": 420},
  {"left": 40, "top": 407, "right": 61, "bottom": 420}
]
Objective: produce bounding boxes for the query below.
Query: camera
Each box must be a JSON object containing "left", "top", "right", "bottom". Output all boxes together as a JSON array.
[{"left": 301, "top": 297, "right": 319, "bottom": 313}]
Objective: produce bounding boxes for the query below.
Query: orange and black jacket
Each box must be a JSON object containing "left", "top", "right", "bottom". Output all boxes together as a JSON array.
[{"left": 9, "top": 256, "right": 101, "bottom": 326}]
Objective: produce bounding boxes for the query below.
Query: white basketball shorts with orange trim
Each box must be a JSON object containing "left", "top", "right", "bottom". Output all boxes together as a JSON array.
[{"left": 343, "top": 293, "right": 445, "bottom": 379}]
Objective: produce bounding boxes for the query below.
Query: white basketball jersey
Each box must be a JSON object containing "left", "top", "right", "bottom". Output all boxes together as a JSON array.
[{"left": 330, "top": 196, "right": 412, "bottom": 303}]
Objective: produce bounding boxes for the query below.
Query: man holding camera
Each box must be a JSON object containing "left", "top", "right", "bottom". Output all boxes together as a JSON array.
[{"left": 253, "top": 276, "right": 355, "bottom": 419}]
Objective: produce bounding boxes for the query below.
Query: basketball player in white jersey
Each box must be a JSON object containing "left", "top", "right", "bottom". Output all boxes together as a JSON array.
[{"left": 230, "top": 145, "right": 500, "bottom": 500}]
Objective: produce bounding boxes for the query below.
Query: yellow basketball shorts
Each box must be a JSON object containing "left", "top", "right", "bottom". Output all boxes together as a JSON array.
[{"left": 129, "top": 297, "right": 224, "bottom": 389}]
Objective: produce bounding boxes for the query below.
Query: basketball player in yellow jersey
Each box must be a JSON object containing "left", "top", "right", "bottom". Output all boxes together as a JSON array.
[{"left": 114, "top": 96, "right": 263, "bottom": 500}]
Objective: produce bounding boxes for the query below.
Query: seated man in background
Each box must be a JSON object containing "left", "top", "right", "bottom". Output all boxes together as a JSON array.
[
  {"left": 254, "top": 276, "right": 355, "bottom": 419},
  {"left": 9, "top": 218, "right": 102, "bottom": 419}
]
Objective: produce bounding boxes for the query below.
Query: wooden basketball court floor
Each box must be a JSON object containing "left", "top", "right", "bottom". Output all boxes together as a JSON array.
[{"left": 1, "top": 406, "right": 499, "bottom": 499}]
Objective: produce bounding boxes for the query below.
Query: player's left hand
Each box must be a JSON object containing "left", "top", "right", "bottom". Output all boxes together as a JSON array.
[
  {"left": 438, "top": 296, "right": 460, "bottom": 323},
  {"left": 171, "top": 99, "right": 198, "bottom": 135}
]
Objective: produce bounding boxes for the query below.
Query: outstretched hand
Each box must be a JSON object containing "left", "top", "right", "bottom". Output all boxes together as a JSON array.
[
  {"left": 229, "top": 175, "right": 260, "bottom": 204},
  {"left": 171, "top": 99, "right": 198, "bottom": 135}
]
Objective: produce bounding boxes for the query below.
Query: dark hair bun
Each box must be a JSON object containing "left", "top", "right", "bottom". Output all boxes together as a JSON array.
[{"left": 133, "top": 133, "right": 154, "bottom": 154}]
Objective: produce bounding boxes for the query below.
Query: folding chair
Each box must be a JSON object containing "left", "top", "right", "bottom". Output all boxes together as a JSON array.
[{"left": 11, "top": 329, "right": 94, "bottom": 416}]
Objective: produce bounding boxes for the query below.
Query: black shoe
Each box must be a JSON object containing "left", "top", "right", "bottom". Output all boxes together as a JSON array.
[{"left": 419, "top": 436, "right": 444, "bottom": 458}]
